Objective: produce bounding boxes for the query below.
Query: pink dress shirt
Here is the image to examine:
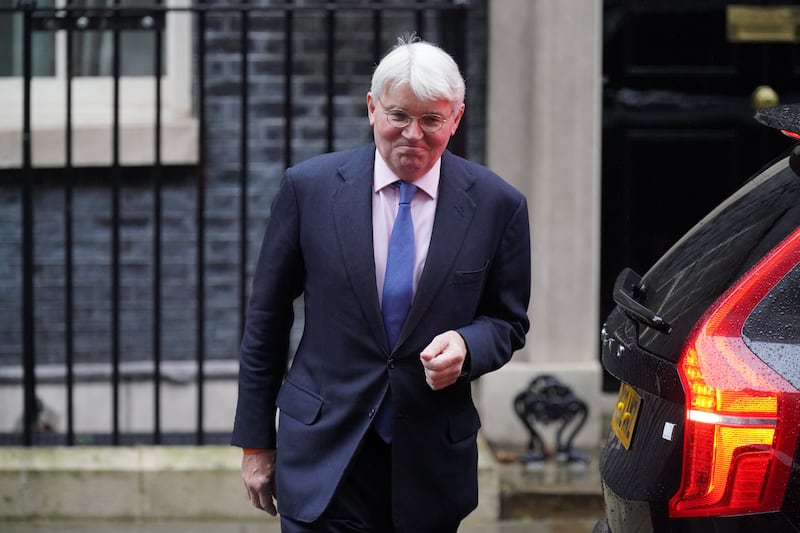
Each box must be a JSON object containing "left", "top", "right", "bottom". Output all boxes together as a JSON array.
[{"left": 372, "top": 149, "right": 440, "bottom": 307}]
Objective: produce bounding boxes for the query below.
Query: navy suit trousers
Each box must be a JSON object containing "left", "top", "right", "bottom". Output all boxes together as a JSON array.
[{"left": 280, "top": 429, "right": 459, "bottom": 533}]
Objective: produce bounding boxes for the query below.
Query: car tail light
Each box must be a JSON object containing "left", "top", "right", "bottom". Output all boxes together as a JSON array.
[{"left": 669, "top": 227, "right": 800, "bottom": 518}]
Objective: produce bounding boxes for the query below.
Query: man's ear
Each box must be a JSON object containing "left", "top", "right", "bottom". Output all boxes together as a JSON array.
[
  {"left": 367, "top": 92, "right": 377, "bottom": 126},
  {"left": 450, "top": 103, "right": 466, "bottom": 136}
]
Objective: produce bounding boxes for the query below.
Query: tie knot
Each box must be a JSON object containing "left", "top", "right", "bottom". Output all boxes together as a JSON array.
[{"left": 397, "top": 181, "right": 417, "bottom": 205}]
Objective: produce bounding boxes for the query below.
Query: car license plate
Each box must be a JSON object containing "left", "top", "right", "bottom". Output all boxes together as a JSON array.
[{"left": 611, "top": 383, "right": 641, "bottom": 449}]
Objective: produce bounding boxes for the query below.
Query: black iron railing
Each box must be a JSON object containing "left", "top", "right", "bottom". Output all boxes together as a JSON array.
[{"left": 1, "top": 0, "right": 482, "bottom": 446}]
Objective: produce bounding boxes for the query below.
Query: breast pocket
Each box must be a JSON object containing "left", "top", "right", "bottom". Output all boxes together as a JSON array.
[{"left": 453, "top": 260, "right": 489, "bottom": 286}]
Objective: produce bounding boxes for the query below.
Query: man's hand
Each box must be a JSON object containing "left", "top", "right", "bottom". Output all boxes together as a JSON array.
[
  {"left": 420, "top": 331, "right": 468, "bottom": 390},
  {"left": 241, "top": 449, "right": 278, "bottom": 516}
]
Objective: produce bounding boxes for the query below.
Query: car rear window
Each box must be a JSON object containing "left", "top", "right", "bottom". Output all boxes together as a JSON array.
[
  {"left": 743, "top": 262, "right": 800, "bottom": 391},
  {"left": 636, "top": 156, "right": 800, "bottom": 361}
]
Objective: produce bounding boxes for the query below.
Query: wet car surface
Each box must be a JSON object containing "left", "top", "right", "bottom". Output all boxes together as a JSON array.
[{"left": 594, "top": 104, "right": 800, "bottom": 533}]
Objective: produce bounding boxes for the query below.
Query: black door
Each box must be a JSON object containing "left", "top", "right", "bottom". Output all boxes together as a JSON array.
[{"left": 601, "top": 0, "right": 800, "bottom": 389}]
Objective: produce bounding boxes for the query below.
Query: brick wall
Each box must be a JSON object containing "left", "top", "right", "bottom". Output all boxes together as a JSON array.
[{"left": 0, "top": 0, "right": 488, "bottom": 370}]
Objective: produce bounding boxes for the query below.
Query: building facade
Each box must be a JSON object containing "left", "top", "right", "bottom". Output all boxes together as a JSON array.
[{"left": 0, "top": 0, "right": 607, "bottom": 450}]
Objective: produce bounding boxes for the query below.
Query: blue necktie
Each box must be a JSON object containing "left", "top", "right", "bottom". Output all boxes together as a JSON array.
[{"left": 374, "top": 180, "right": 417, "bottom": 441}]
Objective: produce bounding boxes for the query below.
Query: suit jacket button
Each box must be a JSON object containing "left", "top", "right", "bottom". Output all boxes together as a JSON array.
[{"left": 388, "top": 358, "right": 395, "bottom": 369}]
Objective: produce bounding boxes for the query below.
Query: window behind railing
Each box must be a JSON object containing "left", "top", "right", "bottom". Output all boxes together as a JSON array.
[{"left": 0, "top": 0, "right": 486, "bottom": 446}]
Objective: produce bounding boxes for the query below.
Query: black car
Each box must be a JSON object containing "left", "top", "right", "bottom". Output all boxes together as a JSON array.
[{"left": 595, "top": 104, "right": 800, "bottom": 533}]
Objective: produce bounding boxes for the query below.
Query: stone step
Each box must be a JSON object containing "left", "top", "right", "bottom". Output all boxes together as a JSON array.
[
  {"left": 493, "top": 448, "right": 604, "bottom": 521},
  {"left": 0, "top": 439, "right": 605, "bottom": 526}
]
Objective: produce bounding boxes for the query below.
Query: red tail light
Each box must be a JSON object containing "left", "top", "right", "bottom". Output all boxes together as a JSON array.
[{"left": 670, "top": 228, "right": 800, "bottom": 518}]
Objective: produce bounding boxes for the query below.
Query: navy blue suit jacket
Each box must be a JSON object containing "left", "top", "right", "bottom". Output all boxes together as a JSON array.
[{"left": 232, "top": 144, "right": 530, "bottom": 530}]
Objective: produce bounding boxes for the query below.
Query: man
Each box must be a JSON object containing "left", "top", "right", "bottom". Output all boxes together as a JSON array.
[{"left": 232, "top": 36, "right": 531, "bottom": 533}]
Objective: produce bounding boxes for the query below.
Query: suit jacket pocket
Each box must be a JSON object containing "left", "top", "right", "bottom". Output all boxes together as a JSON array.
[
  {"left": 453, "top": 260, "right": 489, "bottom": 285},
  {"left": 276, "top": 380, "right": 324, "bottom": 425},
  {"left": 448, "top": 404, "right": 482, "bottom": 443}
]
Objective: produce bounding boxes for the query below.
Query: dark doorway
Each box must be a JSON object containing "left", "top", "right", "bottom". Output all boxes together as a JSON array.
[{"left": 600, "top": 0, "right": 800, "bottom": 389}]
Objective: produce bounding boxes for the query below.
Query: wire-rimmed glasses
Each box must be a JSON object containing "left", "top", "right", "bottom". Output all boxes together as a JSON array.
[{"left": 378, "top": 98, "right": 451, "bottom": 133}]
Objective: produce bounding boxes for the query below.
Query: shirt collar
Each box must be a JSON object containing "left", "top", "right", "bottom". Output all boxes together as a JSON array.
[{"left": 373, "top": 148, "right": 440, "bottom": 200}]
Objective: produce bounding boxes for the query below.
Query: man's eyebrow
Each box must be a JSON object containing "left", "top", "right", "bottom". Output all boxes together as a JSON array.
[
  {"left": 391, "top": 107, "right": 444, "bottom": 116},
  {"left": 384, "top": 104, "right": 445, "bottom": 118}
]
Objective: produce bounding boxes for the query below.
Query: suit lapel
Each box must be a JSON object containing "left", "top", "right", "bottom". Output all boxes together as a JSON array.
[
  {"left": 331, "top": 148, "right": 477, "bottom": 353},
  {"left": 331, "top": 146, "right": 390, "bottom": 352}
]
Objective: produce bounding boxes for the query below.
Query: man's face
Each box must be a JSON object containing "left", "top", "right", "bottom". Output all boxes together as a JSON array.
[{"left": 367, "top": 84, "right": 464, "bottom": 182}]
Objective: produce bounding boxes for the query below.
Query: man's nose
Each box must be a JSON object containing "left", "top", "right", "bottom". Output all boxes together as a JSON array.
[{"left": 401, "top": 118, "right": 425, "bottom": 139}]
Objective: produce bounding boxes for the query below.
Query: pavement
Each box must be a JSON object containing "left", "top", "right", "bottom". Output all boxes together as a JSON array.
[
  {"left": 0, "top": 440, "right": 604, "bottom": 533},
  {"left": 1, "top": 519, "right": 599, "bottom": 533},
  {"left": 1, "top": 447, "right": 604, "bottom": 533}
]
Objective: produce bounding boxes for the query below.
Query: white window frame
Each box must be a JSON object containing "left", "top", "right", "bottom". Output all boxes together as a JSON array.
[{"left": 0, "top": 0, "right": 197, "bottom": 168}]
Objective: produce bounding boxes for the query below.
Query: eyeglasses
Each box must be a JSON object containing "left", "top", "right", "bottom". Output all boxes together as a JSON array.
[{"left": 378, "top": 98, "right": 451, "bottom": 133}]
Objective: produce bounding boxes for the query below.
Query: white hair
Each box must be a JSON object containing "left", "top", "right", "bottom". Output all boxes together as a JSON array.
[{"left": 370, "top": 35, "right": 465, "bottom": 107}]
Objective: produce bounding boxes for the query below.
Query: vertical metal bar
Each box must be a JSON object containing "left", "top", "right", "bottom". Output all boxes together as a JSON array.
[
  {"left": 239, "top": 2, "right": 249, "bottom": 338},
  {"left": 325, "top": 7, "right": 335, "bottom": 153},
  {"left": 110, "top": 0, "right": 122, "bottom": 446},
  {"left": 372, "top": 0, "right": 382, "bottom": 64},
  {"left": 196, "top": 3, "right": 207, "bottom": 445},
  {"left": 20, "top": 0, "right": 37, "bottom": 448},
  {"left": 442, "top": 0, "right": 467, "bottom": 156},
  {"left": 152, "top": 2, "right": 164, "bottom": 445},
  {"left": 283, "top": 1, "right": 293, "bottom": 169},
  {"left": 445, "top": 2, "right": 467, "bottom": 75},
  {"left": 64, "top": 0, "right": 76, "bottom": 446},
  {"left": 415, "top": 0, "right": 425, "bottom": 36}
]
